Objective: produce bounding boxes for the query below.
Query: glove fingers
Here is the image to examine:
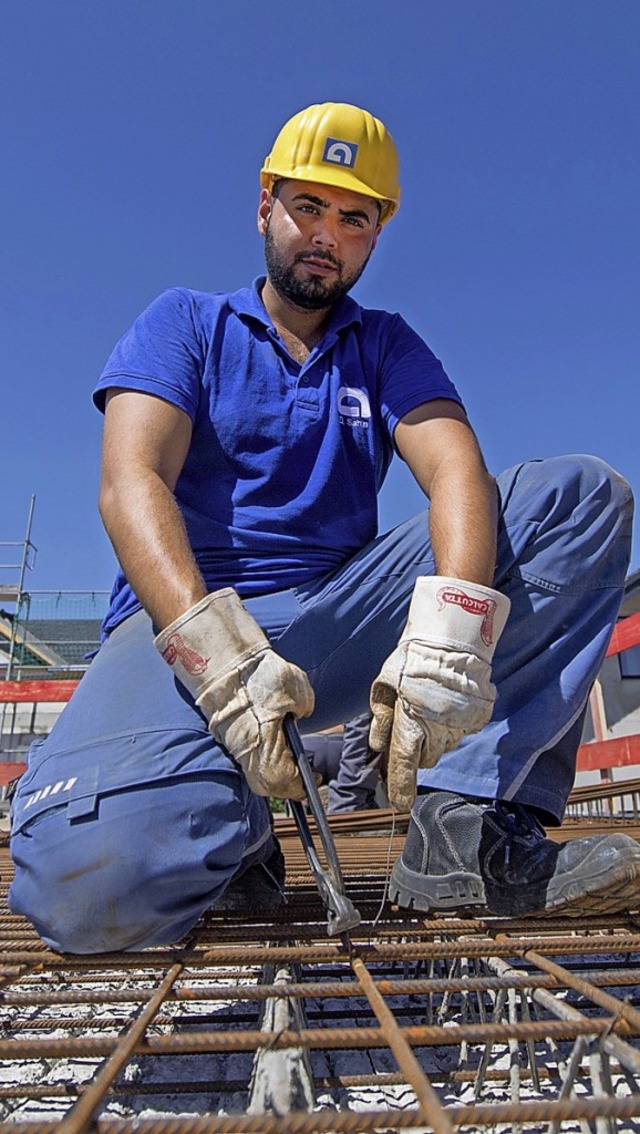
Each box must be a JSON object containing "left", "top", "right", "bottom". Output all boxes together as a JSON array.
[
  {"left": 417, "top": 720, "right": 466, "bottom": 768},
  {"left": 386, "top": 706, "right": 468, "bottom": 809},
  {"left": 200, "top": 659, "right": 316, "bottom": 799},
  {"left": 386, "top": 701, "right": 426, "bottom": 813},
  {"left": 254, "top": 653, "right": 316, "bottom": 720},
  {"left": 369, "top": 679, "right": 396, "bottom": 754},
  {"left": 241, "top": 726, "right": 308, "bottom": 800},
  {"left": 369, "top": 707, "right": 394, "bottom": 755}
]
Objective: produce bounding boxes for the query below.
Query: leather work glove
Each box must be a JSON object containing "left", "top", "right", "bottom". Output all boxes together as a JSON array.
[
  {"left": 155, "top": 590, "right": 315, "bottom": 800},
  {"left": 369, "top": 576, "right": 511, "bottom": 812}
]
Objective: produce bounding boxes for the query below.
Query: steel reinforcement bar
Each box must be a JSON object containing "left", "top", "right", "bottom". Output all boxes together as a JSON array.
[{"left": 1, "top": 812, "right": 640, "bottom": 1133}]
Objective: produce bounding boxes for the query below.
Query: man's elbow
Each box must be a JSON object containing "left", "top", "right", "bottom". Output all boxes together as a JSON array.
[{"left": 98, "top": 474, "right": 123, "bottom": 537}]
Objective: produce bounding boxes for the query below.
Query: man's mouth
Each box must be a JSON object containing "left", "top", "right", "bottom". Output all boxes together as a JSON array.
[{"left": 297, "top": 255, "right": 340, "bottom": 276}]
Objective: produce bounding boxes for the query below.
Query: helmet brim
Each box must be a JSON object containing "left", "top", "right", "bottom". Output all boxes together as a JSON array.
[{"left": 260, "top": 166, "right": 399, "bottom": 224}]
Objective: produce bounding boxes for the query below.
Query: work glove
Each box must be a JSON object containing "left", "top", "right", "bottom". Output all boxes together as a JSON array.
[
  {"left": 155, "top": 590, "right": 315, "bottom": 800},
  {"left": 369, "top": 576, "right": 510, "bottom": 812}
]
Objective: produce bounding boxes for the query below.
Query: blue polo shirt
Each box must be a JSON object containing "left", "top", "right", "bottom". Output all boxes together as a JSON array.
[{"left": 94, "top": 278, "right": 462, "bottom": 635}]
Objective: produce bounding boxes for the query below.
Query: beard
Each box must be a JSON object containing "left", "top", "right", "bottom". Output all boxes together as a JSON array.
[{"left": 264, "top": 224, "right": 370, "bottom": 311}]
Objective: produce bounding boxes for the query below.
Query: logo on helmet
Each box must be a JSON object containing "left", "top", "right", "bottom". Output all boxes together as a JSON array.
[{"left": 322, "top": 138, "right": 358, "bottom": 168}]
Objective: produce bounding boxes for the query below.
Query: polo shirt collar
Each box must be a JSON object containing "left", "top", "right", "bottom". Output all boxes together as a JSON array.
[{"left": 229, "top": 277, "right": 363, "bottom": 336}]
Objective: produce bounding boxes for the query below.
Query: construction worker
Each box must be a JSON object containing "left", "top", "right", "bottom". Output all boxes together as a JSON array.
[{"left": 9, "top": 102, "right": 637, "bottom": 954}]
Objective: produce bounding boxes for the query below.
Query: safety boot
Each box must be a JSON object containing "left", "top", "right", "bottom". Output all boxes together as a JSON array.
[{"left": 390, "top": 790, "right": 640, "bottom": 917}]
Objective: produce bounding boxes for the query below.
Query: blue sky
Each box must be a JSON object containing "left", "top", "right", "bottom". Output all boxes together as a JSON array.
[{"left": 2, "top": 0, "right": 638, "bottom": 594}]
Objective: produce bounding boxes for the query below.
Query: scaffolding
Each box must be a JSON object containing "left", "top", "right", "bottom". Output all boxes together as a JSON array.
[
  {"left": 1, "top": 498, "right": 110, "bottom": 682},
  {"left": 0, "top": 496, "right": 37, "bottom": 682},
  {"left": 0, "top": 500, "right": 109, "bottom": 762}
]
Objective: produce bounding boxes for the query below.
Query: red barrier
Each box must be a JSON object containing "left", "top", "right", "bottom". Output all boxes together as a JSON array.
[
  {"left": 576, "top": 610, "right": 640, "bottom": 772},
  {"left": 0, "top": 680, "right": 79, "bottom": 703},
  {"left": 0, "top": 762, "right": 26, "bottom": 785},
  {"left": 606, "top": 610, "right": 640, "bottom": 657},
  {"left": 2, "top": 610, "right": 640, "bottom": 777},
  {"left": 577, "top": 734, "right": 640, "bottom": 772}
]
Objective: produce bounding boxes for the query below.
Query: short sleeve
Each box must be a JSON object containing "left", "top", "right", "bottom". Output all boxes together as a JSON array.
[
  {"left": 93, "top": 288, "right": 204, "bottom": 420},
  {"left": 378, "top": 314, "right": 463, "bottom": 438}
]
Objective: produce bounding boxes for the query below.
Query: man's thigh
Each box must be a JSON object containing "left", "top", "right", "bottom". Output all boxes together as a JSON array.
[
  {"left": 35, "top": 605, "right": 209, "bottom": 748},
  {"left": 9, "top": 609, "right": 272, "bottom": 952},
  {"left": 272, "top": 511, "right": 435, "bottom": 731}
]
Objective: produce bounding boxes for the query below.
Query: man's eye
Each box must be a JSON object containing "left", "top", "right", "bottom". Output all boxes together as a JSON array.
[{"left": 344, "top": 216, "right": 364, "bottom": 228}]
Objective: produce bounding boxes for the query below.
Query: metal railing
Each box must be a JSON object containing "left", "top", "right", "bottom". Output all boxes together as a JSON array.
[{"left": 0, "top": 590, "right": 109, "bottom": 758}]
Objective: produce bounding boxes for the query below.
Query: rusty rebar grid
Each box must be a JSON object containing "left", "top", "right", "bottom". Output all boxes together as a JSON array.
[{"left": 1, "top": 810, "right": 640, "bottom": 1133}]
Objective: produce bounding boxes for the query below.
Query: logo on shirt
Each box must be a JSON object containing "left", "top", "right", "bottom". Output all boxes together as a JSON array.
[
  {"left": 337, "top": 386, "right": 371, "bottom": 430},
  {"left": 322, "top": 138, "right": 358, "bottom": 168}
]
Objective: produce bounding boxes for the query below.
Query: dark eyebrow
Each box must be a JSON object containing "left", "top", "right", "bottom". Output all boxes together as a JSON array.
[
  {"left": 291, "top": 191, "right": 375, "bottom": 226},
  {"left": 339, "top": 206, "right": 374, "bottom": 225},
  {"left": 291, "top": 191, "right": 331, "bottom": 208}
]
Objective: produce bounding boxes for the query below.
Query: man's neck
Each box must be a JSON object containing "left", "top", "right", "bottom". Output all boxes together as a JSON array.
[{"left": 261, "top": 277, "right": 331, "bottom": 351}]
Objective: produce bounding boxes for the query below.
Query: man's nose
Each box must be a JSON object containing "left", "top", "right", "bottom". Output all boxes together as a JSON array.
[{"left": 311, "top": 215, "right": 338, "bottom": 248}]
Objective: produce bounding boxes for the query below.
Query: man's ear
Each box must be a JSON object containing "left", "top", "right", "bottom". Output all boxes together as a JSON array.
[{"left": 257, "top": 189, "right": 272, "bottom": 236}]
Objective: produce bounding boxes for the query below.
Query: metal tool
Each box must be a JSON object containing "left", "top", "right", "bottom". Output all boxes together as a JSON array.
[{"left": 284, "top": 714, "right": 361, "bottom": 945}]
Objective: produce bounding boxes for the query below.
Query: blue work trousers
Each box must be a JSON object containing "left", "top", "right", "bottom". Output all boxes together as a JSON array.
[{"left": 9, "top": 456, "right": 633, "bottom": 953}]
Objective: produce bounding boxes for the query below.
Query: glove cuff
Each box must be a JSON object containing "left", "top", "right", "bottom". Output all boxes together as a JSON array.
[
  {"left": 154, "top": 588, "right": 270, "bottom": 696},
  {"left": 402, "top": 575, "right": 511, "bottom": 662}
]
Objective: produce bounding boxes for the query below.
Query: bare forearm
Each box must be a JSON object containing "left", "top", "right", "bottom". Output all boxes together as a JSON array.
[
  {"left": 99, "top": 471, "right": 207, "bottom": 630},
  {"left": 395, "top": 405, "right": 498, "bottom": 587},
  {"left": 428, "top": 464, "right": 498, "bottom": 586}
]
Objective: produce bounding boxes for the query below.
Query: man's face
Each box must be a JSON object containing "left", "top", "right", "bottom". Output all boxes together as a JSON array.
[{"left": 257, "top": 180, "right": 381, "bottom": 310}]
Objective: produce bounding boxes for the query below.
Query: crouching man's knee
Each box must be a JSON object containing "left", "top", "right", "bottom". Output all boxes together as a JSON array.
[
  {"left": 9, "top": 829, "right": 229, "bottom": 954},
  {"left": 503, "top": 454, "right": 633, "bottom": 591},
  {"left": 9, "top": 776, "right": 257, "bottom": 954},
  {"left": 556, "top": 453, "right": 632, "bottom": 510}
]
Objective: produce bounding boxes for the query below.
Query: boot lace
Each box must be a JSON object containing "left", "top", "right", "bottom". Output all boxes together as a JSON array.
[{"left": 494, "top": 801, "right": 545, "bottom": 867}]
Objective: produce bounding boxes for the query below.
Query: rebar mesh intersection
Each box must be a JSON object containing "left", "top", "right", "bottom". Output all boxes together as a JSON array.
[{"left": 2, "top": 818, "right": 640, "bottom": 1133}]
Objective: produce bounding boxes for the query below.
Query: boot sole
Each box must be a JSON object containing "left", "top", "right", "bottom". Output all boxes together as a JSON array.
[
  {"left": 389, "top": 841, "right": 640, "bottom": 919},
  {"left": 389, "top": 858, "right": 486, "bottom": 913}
]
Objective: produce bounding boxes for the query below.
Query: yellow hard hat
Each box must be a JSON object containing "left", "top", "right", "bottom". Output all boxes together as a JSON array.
[{"left": 260, "top": 102, "right": 400, "bottom": 224}]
